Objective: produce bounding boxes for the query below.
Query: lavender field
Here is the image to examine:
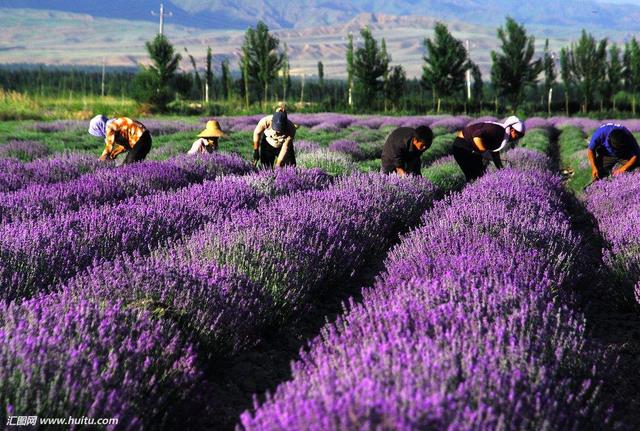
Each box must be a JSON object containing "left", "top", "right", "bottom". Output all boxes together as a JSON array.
[{"left": 0, "top": 114, "right": 639, "bottom": 430}]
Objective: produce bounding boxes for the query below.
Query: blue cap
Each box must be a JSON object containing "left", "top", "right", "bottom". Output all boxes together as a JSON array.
[{"left": 272, "top": 111, "right": 288, "bottom": 134}]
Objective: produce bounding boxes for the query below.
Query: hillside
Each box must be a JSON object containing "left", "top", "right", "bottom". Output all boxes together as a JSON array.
[
  {"left": 1, "top": 0, "right": 640, "bottom": 31},
  {"left": 0, "top": 5, "right": 632, "bottom": 79}
]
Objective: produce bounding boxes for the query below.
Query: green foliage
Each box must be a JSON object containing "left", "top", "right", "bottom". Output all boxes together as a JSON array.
[
  {"left": 386, "top": 66, "right": 406, "bottom": 110},
  {"left": 603, "top": 44, "right": 623, "bottom": 109},
  {"left": 133, "top": 34, "right": 182, "bottom": 112},
  {"left": 353, "top": 27, "right": 389, "bottom": 110},
  {"left": 563, "top": 30, "right": 608, "bottom": 113},
  {"left": 490, "top": 17, "right": 542, "bottom": 111},
  {"left": 543, "top": 39, "right": 556, "bottom": 92},
  {"left": 518, "top": 128, "right": 550, "bottom": 154},
  {"left": 356, "top": 159, "right": 381, "bottom": 173},
  {"left": 240, "top": 21, "right": 285, "bottom": 105},
  {"left": 422, "top": 23, "right": 468, "bottom": 112},
  {"left": 558, "top": 126, "right": 591, "bottom": 193},
  {"left": 421, "top": 133, "right": 456, "bottom": 166},
  {"left": 297, "top": 149, "right": 357, "bottom": 176},
  {"left": 422, "top": 160, "right": 466, "bottom": 192},
  {"left": 221, "top": 59, "right": 232, "bottom": 101},
  {"left": 317, "top": 61, "right": 324, "bottom": 87}
]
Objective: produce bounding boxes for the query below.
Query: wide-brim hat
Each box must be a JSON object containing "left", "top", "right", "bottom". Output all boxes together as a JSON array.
[{"left": 198, "top": 120, "right": 226, "bottom": 138}]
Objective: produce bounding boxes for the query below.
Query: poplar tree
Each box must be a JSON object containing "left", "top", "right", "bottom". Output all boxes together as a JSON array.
[
  {"left": 421, "top": 22, "right": 468, "bottom": 113},
  {"left": 490, "top": 17, "right": 542, "bottom": 111},
  {"left": 240, "top": 21, "right": 284, "bottom": 107},
  {"left": 352, "top": 27, "right": 389, "bottom": 110}
]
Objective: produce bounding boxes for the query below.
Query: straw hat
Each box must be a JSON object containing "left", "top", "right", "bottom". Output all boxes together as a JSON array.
[{"left": 198, "top": 120, "right": 226, "bottom": 138}]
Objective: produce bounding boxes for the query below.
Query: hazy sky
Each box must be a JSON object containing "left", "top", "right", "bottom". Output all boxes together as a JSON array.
[{"left": 598, "top": 0, "right": 640, "bottom": 4}]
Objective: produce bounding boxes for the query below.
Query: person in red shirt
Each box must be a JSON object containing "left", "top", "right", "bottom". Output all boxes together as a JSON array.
[{"left": 88, "top": 115, "right": 152, "bottom": 164}]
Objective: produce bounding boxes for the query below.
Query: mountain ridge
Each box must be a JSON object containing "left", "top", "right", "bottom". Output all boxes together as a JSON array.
[{"left": 1, "top": 0, "right": 640, "bottom": 32}]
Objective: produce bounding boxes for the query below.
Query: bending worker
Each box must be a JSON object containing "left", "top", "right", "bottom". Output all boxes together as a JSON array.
[
  {"left": 189, "top": 120, "right": 225, "bottom": 154},
  {"left": 381, "top": 126, "right": 434, "bottom": 176},
  {"left": 587, "top": 123, "right": 640, "bottom": 180},
  {"left": 452, "top": 116, "right": 525, "bottom": 182},
  {"left": 89, "top": 115, "right": 152, "bottom": 164},
  {"left": 252, "top": 103, "right": 297, "bottom": 168}
]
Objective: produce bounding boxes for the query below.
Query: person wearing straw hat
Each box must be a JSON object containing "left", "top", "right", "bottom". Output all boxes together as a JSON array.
[
  {"left": 252, "top": 103, "right": 297, "bottom": 168},
  {"left": 189, "top": 120, "right": 226, "bottom": 154},
  {"left": 451, "top": 115, "right": 526, "bottom": 182},
  {"left": 88, "top": 115, "right": 152, "bottom": 164}
]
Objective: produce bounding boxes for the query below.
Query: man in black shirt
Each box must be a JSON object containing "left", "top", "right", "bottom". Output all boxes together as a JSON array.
[
  {"left": 381, "top": 126, "right": 434, "bottom": 176},
  {"left": 452, "top": 116, "right": 525, "bottom": 182}
]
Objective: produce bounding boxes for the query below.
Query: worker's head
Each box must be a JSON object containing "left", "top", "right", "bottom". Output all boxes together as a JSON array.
[
  {"left": 197, "top": 120, "right": 225, "bottom": 148},
  {"left": 88, "top": 114, "right": 108, "bottom": 138},
  {"left": 609, "top": 128, "right": 633, "bottom": 152},
  {"left": 274, "top": 101, "right": 287, "bottom": 113},
  {"left": 505, "top": 116, "right": 526, "bottom": 141},
  {"left": 412, "top": 126, "right": 434, "bottom": 152},
  {"left": 272, "top": 111, "right": 288, "bottom": 135}
]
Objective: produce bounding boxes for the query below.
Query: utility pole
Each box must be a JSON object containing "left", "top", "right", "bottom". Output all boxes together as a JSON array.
[
  {"left": 101, "top": 57, "right": 106, "bottom": 97},
  {"left": 151, "top": 3, "right": 172, "bottom": 36}
]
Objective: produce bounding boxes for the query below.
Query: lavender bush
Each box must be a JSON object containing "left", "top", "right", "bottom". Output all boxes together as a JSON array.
[
  {"left": 0, "top": 153, "right": 112, "bottom": 193},
  {"left": 328, "top": 139, "right": 365, "bottom": 160},
  {"left": 297, "top": 149, "right": 358, "bottom": 176},
  {"left": 184, "top": 173, "right": 439, "bottom": 318},
  {"left": 0, "top": 168, "right": 330, "bottom": 301},
  {"left": 0, "top": 140, "right": 50, "bottom": 161},
  {"left": 0, "top": 291, "right": 202, "bottom": 430},
  {"left": 240, "top": 168, "right": 608, "bottom": 430},
  {"left": 584, "top": 172, "right": 640, "bottom": 304},
  {"left": 0, "top": 153, "right": 253, "bottom": 222},
  {"left": 63, "top": 257, "right": 271, "bottom": 359}
]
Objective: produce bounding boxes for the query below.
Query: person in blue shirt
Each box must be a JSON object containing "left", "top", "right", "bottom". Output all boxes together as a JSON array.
[{"left": 587, "top": 123, "right": 640, "bottom": 180}]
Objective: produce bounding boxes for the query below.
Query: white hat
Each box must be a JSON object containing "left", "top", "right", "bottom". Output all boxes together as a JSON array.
[{"left": 504, "top": 116, "right": 526, "bottom": 134}]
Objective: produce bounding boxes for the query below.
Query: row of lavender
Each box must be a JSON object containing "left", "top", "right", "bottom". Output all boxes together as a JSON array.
[
  {"left": 0, "top": 163, "right": 329, "bottom": 301},
  {"left": 1, "top": 169, "right": 448, "bottom": 429},
  {"left": 240, "top": 157, "right": 611, "bottom": 428},
  {"left": 0, "top": 153, "right": 113, "bottom": 193},
  {"left": 0, "top": 152, "right": 252, "bottom": 223},
  {"left": 27, "top": 114, "right": 623, "bottom": 136},
  {"left": 584, "top": 173, "right": 640, "bottom": 305}
]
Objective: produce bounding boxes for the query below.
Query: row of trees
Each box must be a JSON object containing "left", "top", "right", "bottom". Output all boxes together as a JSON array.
[
  {"left": 560, "top": 31, "right": 640, "bottom": 114},
  {"left": 4, "top": 17, "right": 640, "bottom": 116}
]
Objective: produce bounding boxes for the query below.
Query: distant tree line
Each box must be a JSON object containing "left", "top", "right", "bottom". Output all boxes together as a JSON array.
[{"left": 4, "top": 17, "right": 640, "bottom": 117}]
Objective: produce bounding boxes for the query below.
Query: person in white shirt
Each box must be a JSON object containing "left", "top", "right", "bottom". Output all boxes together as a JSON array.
[
  {"left": 188, "top": 120, "right": 225, "bottom": 155},
  {"left": 252, "top": 103, "right": 297, "bottom": 168}
]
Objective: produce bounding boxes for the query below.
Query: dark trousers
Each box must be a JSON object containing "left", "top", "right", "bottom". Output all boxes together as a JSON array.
[
  {"left": 124, "top": 131, "right": 152, "bottom": 164},
  {"left": 452, "top": 141, "right": 486, "bottom": 182},
  {"left": 595, "top": 149, "right": 637, "bottom": 177},
  {"left": 260, "top": 135, "right": 296, "bottom": 168}
]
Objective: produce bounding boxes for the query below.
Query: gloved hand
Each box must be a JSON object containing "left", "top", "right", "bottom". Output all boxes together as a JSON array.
[{"left": 253, "top": 148, "right": 260, "bottom": 162}]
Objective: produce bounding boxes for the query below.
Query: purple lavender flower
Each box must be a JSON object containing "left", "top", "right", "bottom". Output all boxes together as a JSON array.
[
  {"left": 294, "top": 140, "right": 321, "bottom": 154},
  {"left": 0, "top": 167, "right": 329, "bottom": 301},
  {"left": 0, "top": 153, "right": 253, "bottom": 222},
  {"left": 0, "top": 290, "right": 202, "bottom": 430},
  {"left": 328, "top": 139, "right": 366, "bottom": 160},
  {"left": 240, "top": 167, "right": 609, "bottom": 430},
  {"left": 30, "top": 120, "right": 86, "bottom": 133},
  {"left": 430, "top": 116, "right": 472, "bottom": 131},
  {"left": 0, "top": 153, "right": 112, "bottom": 193},
  {"left": 0, "top": 140, "right": 50, "bottom": 161},
  {"left": 584, "top": 172, "right": 640, "bottom": 300}
]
